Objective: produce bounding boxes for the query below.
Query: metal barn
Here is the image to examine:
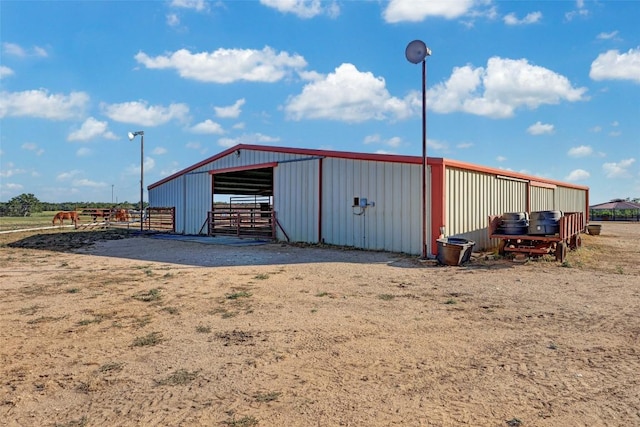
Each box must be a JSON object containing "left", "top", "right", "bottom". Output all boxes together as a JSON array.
[{"left": 148, "top": 145, "right": 589, "bottom": 256}]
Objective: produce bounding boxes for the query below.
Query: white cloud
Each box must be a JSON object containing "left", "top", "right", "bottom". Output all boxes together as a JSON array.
[
  {"left": 0, "top": 89, "right": 88, "bottom": 120},
  {"left": 0, "top": 66, "right": 14, "bottom": 78},
  {"left": 57, "top": 170, "right": 82, "bottom": 181},
  {"left": 383, "top": 0, "right": 475, "bottom": 22},
  {"left": 73, "top": 179, "right": 107, "bottom": 188},
  {"left": 429, "top": 57, "right": 588, "bottom": 118},
  {"left": 190, "top": 119, "right": 225, "bottom": 134},
  {"left": 363, "top": 134, "right": 402, "bottom": 148},
  {"left": 153, "top": 147, "right": 168, "bottom": 155},
  {"left": 590, "top": 48, "right": 640, "bottom": 83},
  {"left": 170, "top": 0, "right": 208, "bottom": 11},
  {"left": 527, "top": 121, "right": 554, "bottom": 135},
  {"left": 2, "top": 42, "right": 48, "bottom": 58},
  {"left": 259, "top": 0, "right": 339, "bottom": 19},
  {"left": 3, "top": 183, "right": 24, "bottom": 191},
  {"left": 427, "top": 139, "right": 448, "bottom": 151},
  {"left": 166, "top": 13, "right": 180, "bottom": 26},
  {"left": 102, "top": 101, "right": 189, "bottom": 126},
  {"left": 217, "top": 133, "right": 280, "bottom": 148},
  {"left": 565, "top": 169, "right": 590, "bottom": 181},
  {"left": 503, "top": 11, "right": 542, "bottom": 26},
  {"left": 285, "top": 63, "right": 412, "bottom": 123},
  {"left": 567, "top": 145, "right": 593, "bottom": 157},
  {"left": 363, "top": 134, "right": 381, "bottom": 144},
  {"left": 0, "top": 162, "right": 27, "bottom": 178},
  {"left": 135, "top": 46, "right": 307, "bottom": 83},
  {"left": 603, "top": 158, "right": 636, "bottom": 178},
  {"left": 76, "top": 147, "right": 91, "bottom": 157},
  {"left": 125, "top": 157, "right": 156, "bottom": 175},
  {"left": 186, "top": 141, "right": 202, "bottom": 150},
  {"left": 496, "top": 156, "right": 507, "bottom": 162},
  {"left": 215, "top": 99, "right": 245, "bottom": 118},
  {"left": 21, "top": 142, "right": 44, "bottom": 156},
  {"left": 457, "top": 142, "right": 474, "bottom": 149},
  {"left": 597, "top": 31, "right": 619, "bottom": 40},
  {"left": 68, "top": 117, "right": 117, "bottom": 141},
  {"left": 565, "top": 0, "right": 589, "bottom": 21}
]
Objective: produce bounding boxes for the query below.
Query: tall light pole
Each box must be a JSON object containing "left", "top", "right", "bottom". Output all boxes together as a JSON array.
[
  {"left": 128, "top": 131, "right": 144, "bottom": 232},
  {"left": 405, "top": 40, "right": 431, "bottom": 259}
]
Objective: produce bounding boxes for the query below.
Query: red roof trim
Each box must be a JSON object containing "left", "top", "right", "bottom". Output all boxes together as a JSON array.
[{"left": 148, "top": 144, "right": 589, "bottom": 192}]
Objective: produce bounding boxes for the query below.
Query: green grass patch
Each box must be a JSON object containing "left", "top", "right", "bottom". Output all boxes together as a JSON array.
[
  {"left": 99, "top": 362, "right": 124, "bottom": 373},
  {"left": 254, "top": 391, "right": 281, "bottom": 402},
  {"left": 226, "top": 291, "right": 252, "bottom": 300},
  {"left": 155, "top": 369, "right": 199, "bottom": 386},
  {"left": 254, "top": 273, "right": 269, "bottom": 280},
  {"left": 378, "top": 294, "right": 395, "bottom": 301},
  {"left": 132, "top": 288, "right": 162, "bottom": 302},
  {"left": 444, "top": 298, "right": 457, "bottom": 305},
  {"left": 132, "top": 332, "right": 163, "bottom": 347},
  {"left": 196, "top": 325, "right": 211, "bottom": 333},
  {"left": 222, "top": 416, "right": 258, "bottom": 427},
  {"left": 161, "top": 306, "right": 179, "bottom": 315}
]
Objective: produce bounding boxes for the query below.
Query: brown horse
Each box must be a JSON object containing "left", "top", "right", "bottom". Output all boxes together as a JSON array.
[
  {"left": 52, "top": 211, "right": 79, "bottom": 225},
  {"left": 113, "top": 208, "right": 131, "bottom": 222}
]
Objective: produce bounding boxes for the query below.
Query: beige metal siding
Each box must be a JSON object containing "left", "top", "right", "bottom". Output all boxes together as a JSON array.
[
  {"left": 322, "top": 158, "right": 425, "bottom": 254},
  {"left": 555, "top": 186, "right": 587, "bottom": 215},
  {"left": 274, "top": 159, "right": 320, "bottom": 243},
  {"left": 529, "top": 186, "right": 555, "bottom": 212},
  {"left": 446, "top": 168, "right": 527, "bottom": 250}
]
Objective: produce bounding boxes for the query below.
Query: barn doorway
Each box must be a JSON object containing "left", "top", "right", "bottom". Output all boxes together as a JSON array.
[{"left": 208, "top": 166, "right": 275, "bottom": 238}]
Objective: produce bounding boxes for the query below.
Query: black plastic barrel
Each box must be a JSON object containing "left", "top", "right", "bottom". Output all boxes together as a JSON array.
[
  {"left": 436, "top": 237, "right": 476, "bottom": 266},
  {"left": 528, "top": 210, "right": 561, "bottom": 235}
]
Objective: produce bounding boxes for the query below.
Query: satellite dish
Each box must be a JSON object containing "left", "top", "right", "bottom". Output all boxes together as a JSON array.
[
  {"left": 405, "top": 40, "right": 431, "bottom": 64},
  {"left": 128, "top": 132, "right": 135, "bottom": 141}
]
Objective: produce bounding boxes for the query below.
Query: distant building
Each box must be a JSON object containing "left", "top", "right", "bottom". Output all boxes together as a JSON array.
[{"left": 148, "top": 144, "right": 589, "bottom": 256}]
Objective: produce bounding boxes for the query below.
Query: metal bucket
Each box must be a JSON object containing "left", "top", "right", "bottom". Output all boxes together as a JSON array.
[{"left": 436, "top": 237, "right": 475, "bottom": 266}]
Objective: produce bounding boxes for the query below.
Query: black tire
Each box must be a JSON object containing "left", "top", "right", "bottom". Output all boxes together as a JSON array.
[
  {"left": 502, "top": 212, "right": 527, "bottom": 221},
  {"left": 498, "top": 240, "right": 506, "bottom": 256},
  {"left": 555, "top": 241, "right": 567, "bottom": 262},
  {"left": 530, "top": 210, "right": 562, "bottom": 221}
]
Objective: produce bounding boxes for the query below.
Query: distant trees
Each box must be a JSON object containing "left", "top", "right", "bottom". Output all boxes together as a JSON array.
[
  {"left": 0, "top": 193, "right": 138, "bottom": 217},
  {"left": 0, "top": 193, "right": 42, "bottom": 216}
]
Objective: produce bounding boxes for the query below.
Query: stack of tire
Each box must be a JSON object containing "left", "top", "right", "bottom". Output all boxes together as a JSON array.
[
  {"left": 528, "top": 210, "right": 562, "bottom": 235},
  {"left": 497, "top": 212, "right": 529, "bottom": 235}
]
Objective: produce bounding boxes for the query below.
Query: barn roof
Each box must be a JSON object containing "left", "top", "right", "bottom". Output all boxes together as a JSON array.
[
  {"left": 148, "top": 144, "right": 589, "bottom": 192},
  {"left": 590, "top": 200, "right": 640, "bottom": 210}
]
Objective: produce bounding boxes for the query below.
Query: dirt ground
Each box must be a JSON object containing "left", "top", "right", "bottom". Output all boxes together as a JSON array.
[{"left": 0, "top": 223, "right": 638, "bottom": 427}]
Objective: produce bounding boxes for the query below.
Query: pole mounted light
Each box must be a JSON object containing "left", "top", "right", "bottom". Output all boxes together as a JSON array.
[
  {"left": 128, "top": 131, "right": 145, "bottom": 232},
  {"left": 405, "top": 40, "right": 431, "bottom": 259}
]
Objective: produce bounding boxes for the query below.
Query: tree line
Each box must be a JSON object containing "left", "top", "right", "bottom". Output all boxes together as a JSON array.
[{"left": 0, "top": 193, "right": 141, "bottom": 217}]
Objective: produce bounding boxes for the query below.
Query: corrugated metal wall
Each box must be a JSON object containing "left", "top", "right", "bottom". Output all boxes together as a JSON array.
[
  {"left": 555, "top": 186, "right": 587, "bottom": 214},
  {"left": 446, "top": 168, "right": 527, "bottom": 250},
  {"left": 274, "top": 159, "right": 320, "bottom": 243},
  {"left": 322, "top": 158, "right": 425, "bottom": 254},
  {"left": 149, "top": 149, "right": 318, "bottom": 235},
  {"left": 529, "top": 186, "right": 555, "bottom": 212}
]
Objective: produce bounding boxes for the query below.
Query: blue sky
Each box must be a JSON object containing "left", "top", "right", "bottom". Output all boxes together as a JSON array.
[{"left": 1, "top": 0, "right": 638, "bottom": 205}]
